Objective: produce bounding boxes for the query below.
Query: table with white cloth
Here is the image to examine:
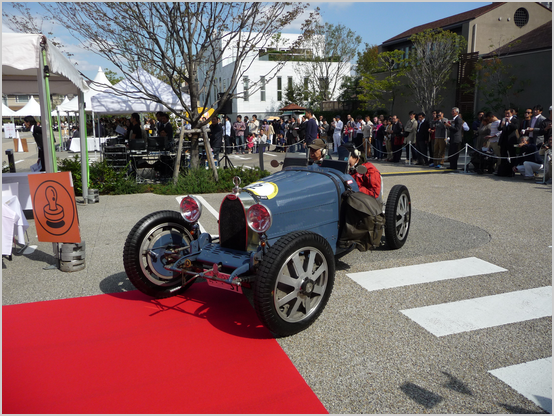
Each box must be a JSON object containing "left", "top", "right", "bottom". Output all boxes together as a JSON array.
[
  {"left": 2, "top": 185, "right": 29, "bottom": 256},
  {"left": 2, "top": 172, "right": 44, "bottom": 210},
  {"left": 69, "top": 136, "right": 111, "bottom": 152}
]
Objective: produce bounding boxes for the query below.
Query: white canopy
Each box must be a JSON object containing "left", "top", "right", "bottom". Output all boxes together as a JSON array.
[
  {"left": 2, "top": 32, "right": 89, "bottom": 95},
  {"left": 58, "top": 67, "right": 112, "bottom": 113},
  {"left": 52, "top": 96, "right": 71, "bottom": 116},
  {"left": 91, "top": 68, "right": 190, "bottom": 114},
  {"left": 14, "top": 96, "right": 42, "bottom": 117},
  {"left": 2, "top": 103, "right": 17, "bottom": 117}
]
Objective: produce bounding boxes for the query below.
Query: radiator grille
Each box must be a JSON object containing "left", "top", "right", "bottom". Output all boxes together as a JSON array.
[{"left": 219, "top": 197, "right": 247, "bottom": 251}]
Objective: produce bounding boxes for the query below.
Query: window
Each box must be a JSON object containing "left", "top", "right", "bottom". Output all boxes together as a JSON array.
[
  {"left": 514, "top": 8, "right": 529, "bottom": 27},
  {"left": 277, "top": 76, "right": 282, "bottom": 101},
  {"left": 260, "top": 76, "right": 266, "bottom": 101},
  {"left": 303, "top": 77, "right": 309, "bottom": 100},
  {"left": 287, "top": 76, "right": 293, "bottom": 91},
  {"left": 243, "top": 76, "right": 249, "bottom": 101},
  {"left": 15, "top": 95, "right": 30, "bottom": 103}
]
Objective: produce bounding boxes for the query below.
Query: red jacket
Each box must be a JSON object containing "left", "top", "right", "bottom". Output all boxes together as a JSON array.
[{"left": 351, "top": 162, "right": 381, "bottom": 198}]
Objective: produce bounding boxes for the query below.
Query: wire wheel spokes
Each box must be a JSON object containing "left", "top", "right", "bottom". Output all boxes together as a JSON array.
[
  {"left": 395, "top": 193, "right": 410, "bottom": 240},
  {"left": 273, "top": 247, "right": 328, "bottom": 323}
]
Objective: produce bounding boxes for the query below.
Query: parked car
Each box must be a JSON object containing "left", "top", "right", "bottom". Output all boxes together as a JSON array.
[{"left": 123, "top": 154, "right": 411, "bottom": 337}]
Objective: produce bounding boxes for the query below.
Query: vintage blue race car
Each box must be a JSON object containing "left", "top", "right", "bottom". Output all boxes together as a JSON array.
[{"left": 123, "top": 154, "right": 411, "bottom": 337}]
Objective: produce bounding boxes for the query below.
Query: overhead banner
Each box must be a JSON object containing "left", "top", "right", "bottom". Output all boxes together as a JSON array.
[{"left": 28, "top": 171, "right": 81, "bottom": 243}]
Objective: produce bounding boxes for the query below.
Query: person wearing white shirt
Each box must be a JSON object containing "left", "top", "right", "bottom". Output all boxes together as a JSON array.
[
  {"left": 332, "top": 115, "right": 343, "bottom": 154},
  {"left": 223, "top": 116, "right": 232, "bottom": 154}
]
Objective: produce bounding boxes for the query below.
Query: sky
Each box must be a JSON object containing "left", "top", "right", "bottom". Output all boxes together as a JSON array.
[{"left": 2, "top": 2, "right": 489, "bottom": 80}]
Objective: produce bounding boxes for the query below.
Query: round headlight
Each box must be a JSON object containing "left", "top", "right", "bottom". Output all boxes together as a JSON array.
[
  {"left": 180, "top": 196, "right": 202, "bottom": 223},
  {"left": 247, "top": 204, "right": 272, "bottom": 233}
]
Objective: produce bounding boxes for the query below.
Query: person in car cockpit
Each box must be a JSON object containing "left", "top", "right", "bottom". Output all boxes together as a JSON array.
[
  {"left": 308, "top": 139, "right": 332, "bottom": 164},
  {"left": 348, "top": 148, "right": 381, "bottom": 199}
]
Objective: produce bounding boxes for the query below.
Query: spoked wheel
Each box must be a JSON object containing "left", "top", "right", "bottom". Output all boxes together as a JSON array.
[
  {"left": 385, "top": 184, "right": 411, "bottom": 249},
  {"left": 123, "top": 210, "right": 196, "bottom": 298},
  {"left": 254, "top": 231, "right": 335, "bottom": 337}
]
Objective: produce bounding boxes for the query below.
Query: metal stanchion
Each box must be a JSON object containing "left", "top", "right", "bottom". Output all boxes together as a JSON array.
[{"left": 408, "top": 142, "right": 412, "bottom": 165}]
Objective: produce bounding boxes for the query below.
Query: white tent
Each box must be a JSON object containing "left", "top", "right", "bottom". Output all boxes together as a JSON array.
[
  {"left": 14, "top": 96, "right": 42, "bottom": 117},
  {"left": 52, "top": 96, "right": 71, "bottom": 116},
  {"left": 2, "top": 32, "right": 89, "bottom": 197},
  {"left": 58, "top": 67, "right": 112, "bottom": 113},
  {"left": 91, "top": 68, "right": 190, "bottom": 114},
  {"left": 2, "top": 103, "right": 17, "bottom": 117}
]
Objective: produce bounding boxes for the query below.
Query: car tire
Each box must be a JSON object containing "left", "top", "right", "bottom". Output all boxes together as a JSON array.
[
  {"left": 123, "top": 210, "right": 196, "bottom": 298},
  {"left": 254, "top": 231, "right": 335, "bottom": 337},
  {"left": 385, "top": 184, "right": 411, "bottom": 249}
]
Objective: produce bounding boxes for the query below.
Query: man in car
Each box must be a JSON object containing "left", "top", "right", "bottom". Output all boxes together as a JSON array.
[{"left": 308, "top": 138, "right": 331, "bottom": 164}]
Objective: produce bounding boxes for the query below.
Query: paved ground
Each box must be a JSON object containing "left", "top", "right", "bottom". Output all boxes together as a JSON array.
[{"left": 3, "top": 131, "right": 552, "bottom": 413}]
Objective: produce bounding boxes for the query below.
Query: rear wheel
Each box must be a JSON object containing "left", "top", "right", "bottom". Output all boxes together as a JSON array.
[
  {"left": 254, "top": 231, "right": 335, "bottom": 337},
  {"left": 385, "top": 185, "right": 411, "bottom": 249},
  {"left": 123, "top": 210, "right": 196, "bottom": 298}
]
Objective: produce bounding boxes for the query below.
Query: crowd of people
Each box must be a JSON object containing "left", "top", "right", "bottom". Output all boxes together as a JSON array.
[{"left": 44, "top": 103, "right": 552, "bottom": 183}]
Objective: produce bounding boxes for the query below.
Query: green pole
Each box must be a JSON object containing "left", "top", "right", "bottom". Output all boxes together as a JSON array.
[
  {"left": 41, "top": 47, "right": 57, "bottom": 172},
  {"left": 57, "top": 111, "right": 62, "bottom": 145}
]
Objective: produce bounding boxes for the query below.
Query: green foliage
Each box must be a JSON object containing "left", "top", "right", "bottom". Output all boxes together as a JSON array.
[
  {"left": 103, "top": 68, "right": 124, "bottom": 85},
  {"left": 358, "top": 49, "right": 408, "bottom": 114},
  {"left": 155, "top": 166, "right": 270, "bottom": 195},
  {"left": 58, "top": 156, "right": 270, "bottom": 197},
  {"left": 406, "top": 28, "right": 467, "bottom": 114},
  {"left": 469, "top": 49, "right": 527, "bottom": 113}
]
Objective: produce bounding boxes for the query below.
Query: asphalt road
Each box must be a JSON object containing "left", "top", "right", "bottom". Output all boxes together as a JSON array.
[{"left": 2, "top": 131, "right": 552, "bottom": 413}]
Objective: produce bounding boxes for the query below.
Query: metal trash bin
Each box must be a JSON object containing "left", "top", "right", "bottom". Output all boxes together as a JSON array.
[{"left": 58, "top": 241, "right": 86, "bottom": 272}]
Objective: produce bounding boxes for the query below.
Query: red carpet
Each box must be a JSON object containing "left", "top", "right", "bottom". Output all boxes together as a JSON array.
[{"left": 3, "top": 283, "right": 327, "bottom": 414}]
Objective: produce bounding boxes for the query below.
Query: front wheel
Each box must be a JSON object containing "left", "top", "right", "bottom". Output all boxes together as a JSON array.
[
  {"left": 385, "top": 184, "right": 411, "bottom": 249},
  {"left": 254, "top": 231, "right": 335, "bottom": 337},
  {"left": 123, "top": 210, "right": 195, "bottom": 298}
]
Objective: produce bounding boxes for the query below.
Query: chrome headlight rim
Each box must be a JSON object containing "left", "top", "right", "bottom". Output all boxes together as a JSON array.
[{"left": 179, "top": 195, "right": 202, "bottom": 224}]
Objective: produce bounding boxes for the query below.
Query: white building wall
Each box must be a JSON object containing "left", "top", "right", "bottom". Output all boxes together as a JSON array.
[{"left": 198, "top": 32, "right": 350, "bottom": 120}]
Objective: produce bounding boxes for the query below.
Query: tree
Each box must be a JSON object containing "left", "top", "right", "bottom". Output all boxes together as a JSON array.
[
  {"left": 358, "top": 49, "right": 408, "bottom": 114},
  {"left": 6, "top": 2, "right": 308, "bottom": 168},
  {"left": 104, "top": 69, "right": 124, "bottom": 85},
  {"left": 468, "top": 40, "right": 527, "bottom": 113},
  {"left": 405, "top": 28, "right": 467, "bottom": 115},
  {"left": 298, "top": 19, "right": 361, "bottom": 109}
]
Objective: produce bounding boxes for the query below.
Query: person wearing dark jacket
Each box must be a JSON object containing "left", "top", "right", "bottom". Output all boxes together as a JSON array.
[
  {"left": 391, "top": 115, "right": 404, "bottom": 163},
  {"left": 24, "top": 116, "right": 45, "bottom": 171},
  {"left": 208, "top": 116, "right": 223, "bottom": 162},
  {"left": 415, "top": 113, "right": 430, "bottom": 165},
  {"left": 499, "top": 108, "right": 519, "bottom": 168},
  {"left": 446, "top": 107, "right": 464, "bottom": 170},
  {"left": 305, "top": 109, "right": 319, "bottom": 149}
]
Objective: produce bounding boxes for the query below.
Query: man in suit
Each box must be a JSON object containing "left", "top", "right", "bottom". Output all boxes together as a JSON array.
[
  {"left": 404, "top": 111, "right": 418, "bottom": 163},
  {"left": 446, "top": 107, "right": 464, "bottom": 170},
  {"left": 499, "top": 108, "right": 519, "bottom": 168},
  {"left": 415, "top": 112, "right": 430, "bottom": 165},
  {"left": 391, "top": 115, "right": 404, "bottom": 163},
  {"left": 23, "top": 116, "right": 45, "bottom": 172},
  {"left": 525, "top": 105, "right": 546, "bottom": 147}
]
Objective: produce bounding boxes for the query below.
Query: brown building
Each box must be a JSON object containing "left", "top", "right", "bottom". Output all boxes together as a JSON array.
[{"left": 376, "top": 2, "right": 552, "bottom": 118}]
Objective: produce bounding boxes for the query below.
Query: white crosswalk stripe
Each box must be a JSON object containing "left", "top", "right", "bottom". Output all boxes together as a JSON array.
[
  {"left": 400, "top": 286, "right": 552, "bottom": 337},
  {"left": 347, "top": 257, "right": 552, "bottom": 412},
  {"left": 347, "top": 257, "right": 507, "bottom": 292},
  {"left": 489, "top": 357, "right": 552, "bottom": 414}
]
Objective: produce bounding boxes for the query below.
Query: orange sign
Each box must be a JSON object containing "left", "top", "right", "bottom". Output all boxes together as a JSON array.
[{"left": 28, "top": 172, "right": 81, "bottom": 243}]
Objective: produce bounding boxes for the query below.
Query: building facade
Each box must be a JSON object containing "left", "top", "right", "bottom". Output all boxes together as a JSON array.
[
  {"left": 198, "top": 32, "right": 351, "bottom": 121},
  {"left": 376, "top": 2, "right": 552, "bottom": 118}
]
